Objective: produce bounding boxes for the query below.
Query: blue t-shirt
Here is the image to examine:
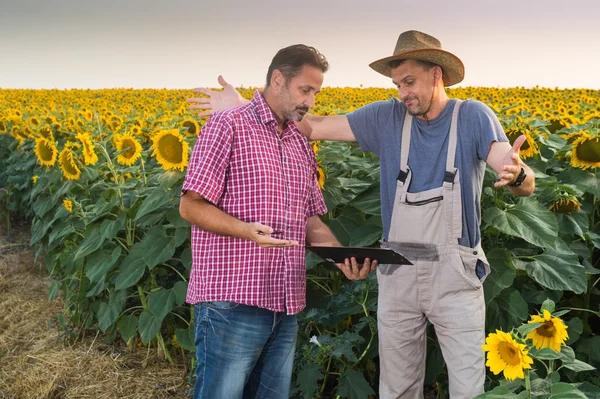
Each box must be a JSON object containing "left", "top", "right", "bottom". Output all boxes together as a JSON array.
[{"left": 347, "top": 98, "right": 508, "bottom": 248}]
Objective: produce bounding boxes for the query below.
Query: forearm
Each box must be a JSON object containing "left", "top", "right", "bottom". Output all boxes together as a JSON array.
[
  {"left": 179, "top": 193, "right": 249, "bottom": 239},
  {"left": 507, "top": 162, "right": 535, "bottom": 197},
  {"left": 306, "top": 215, "right": 341, "bottom": 246},
  {"left": 298, "top": 114, "right": 356, "bottom": 142}
]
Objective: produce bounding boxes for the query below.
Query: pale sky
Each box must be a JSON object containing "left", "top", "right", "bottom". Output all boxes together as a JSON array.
[{"left": 1, "top": 0, "right": 599, "bottom": 90}]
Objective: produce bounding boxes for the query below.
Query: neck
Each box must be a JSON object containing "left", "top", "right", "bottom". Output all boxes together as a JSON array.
[
  {"left": 262, "top": 87, "right": 286, "bottom": 131},
  {"left": 417, "top": 86, "right": 450, "bottom": 121}
]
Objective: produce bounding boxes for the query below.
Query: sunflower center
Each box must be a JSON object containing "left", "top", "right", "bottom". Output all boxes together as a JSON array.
[
  {"left": 498, "top": 341, "right": 521, "bottom": 366},
  {"left": 39, "top": 141, "right": 54, "bottom": 161},
  {"left": 183, "top": 121, "right": 197, "bottom": 135},
  {"left": 537, "top": 321, "right": 556, "bottom": 337},
  {"left": 575, "top": 138, "right": 600, "bottom": 162},
  {"left": 121, "top": 139, "right": 137, "bottom": 159},
  {"left": 158, "top": 135, "right": 183, "bottom": 163}
]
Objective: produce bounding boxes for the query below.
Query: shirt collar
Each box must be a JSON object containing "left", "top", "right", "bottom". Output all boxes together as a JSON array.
[{"left": 251, "top": 90, "right": 295, "bottom": 129}]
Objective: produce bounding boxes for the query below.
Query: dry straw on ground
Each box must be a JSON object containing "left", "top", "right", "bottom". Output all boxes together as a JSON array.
[{"left": 0, "top": 224, "right": 190, "bottom": 399}]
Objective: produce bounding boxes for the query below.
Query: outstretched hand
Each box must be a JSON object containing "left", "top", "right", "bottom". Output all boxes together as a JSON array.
[
  {"left": 495, "top": 135, "right": 526, "bottom": 188},
  {"left": 247, "top": 222, "right": 298, "bottom": 248},
  {"left": 187, "top": 75, "right": 246, "bottom": 117}
]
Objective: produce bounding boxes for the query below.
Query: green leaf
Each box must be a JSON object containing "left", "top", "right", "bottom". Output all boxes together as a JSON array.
[
  {"left": 32, "top": 195, "right": 55, "bottom": 218},
  {"left": 297, "top": 363, "right": 324, "bottom": 399},
  {"left": 483, "top": 198, "right": 558, "bottom": 249},
  {"left": 175, "top": 325, "right": 195, "bottom": 351},
  {"left": 117, "top": 314, "right": 138, "bottom": 341},
  {"left": 556, "top": 212, "right": 589, "bottom": 238},
  {"left": 180, "top": 248, "right": 192, "bottom": 271},
  {"left": 86, "top": 247, "right": 122, "bottom": 283},
  {"left": 483, "top": 248, "right": 516, "bottom": 304},
  {"left": 473, "top": 386, "right": 519, "bottom": 398},
  {"left": 172, "top": 281, "right": 188, "bottom": 305},
  {"left": 136, "top": 226, "right": 183, "bottom": 270},
  {"left": 565, "top": 317, "right": 583, "bottom": 345},
  {"left": 516, "top": 322, "right": 543, "bottom": 337},
  {"left": 336, "top": 369, "right": 375, "bottom": 399},
  {"left": 541, "top": 298, "right": 556, "bottom": 314},
  {"left": 114, "top": 246, "right": 146, "bottom": 290},
  {"left": 556, "top": 346, "right": 576, "bottom": 364},
  {"left": 48, "top": 281, "right": 60, "bottom": 301},
  {"left": 524, "top": 240, "right": 587, "bottom": 294},
  {"left": 568, "top": 169, "right": 600, "bottom": 197},
  {"left": 486, "top": 288, "right": 529, "bottom": 331},
  {"left": 586, "top": 231, "right": 600, "bottom": 249},
  {"left": 97, "top": 301, "right": 121, "bottom": 333},
  {"left": 135, "top": 188, "right": 173, "bottom": 221},
  {"left": 348, "top": 184, "right": 381, "bottom": 215},
  {"left": 331, "top": 332, "right": 364, "bottom": 363},
  {"left": 138, "top": 311, "right": 162, "bottom": 345},
  {"left": 73, "top": 224, "right": 104, "bottom": 261},
  {"left": 100, "top": 213, "right": 125, "bottom": 241},
  {"left": 562, "top": 359, "right": 596, "bottom": 373},
  {"left": 548, "top": 383, "right": 588, "bottom": 398},
  {"left": 530, "top": 347, "right": 561, "bottom": 360},
  {"left": 166, "top": 208, "right": 189, "bottom": 228},
  {"left": 148, "top": 289, "right": 176, "bottom": 320},
  {"left": 575, "top": 336, "right": 600, "bottom": 364}
]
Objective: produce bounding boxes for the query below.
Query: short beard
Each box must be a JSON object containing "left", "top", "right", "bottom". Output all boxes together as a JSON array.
[
  {"left": 284, "top": 105, "right": 309, "bottom": 122},
  {"left": 406, "top": 87, "right": 436, "bottom": 117}
]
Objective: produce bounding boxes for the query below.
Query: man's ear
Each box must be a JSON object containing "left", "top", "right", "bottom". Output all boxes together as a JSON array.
[{"left": 272, "top": 69, "right": 284, "bottom": 90}]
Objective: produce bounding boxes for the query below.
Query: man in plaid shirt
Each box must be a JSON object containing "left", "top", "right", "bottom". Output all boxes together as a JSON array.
[{"left": 180, "top": 45, "right": 377, "bottom": 399}]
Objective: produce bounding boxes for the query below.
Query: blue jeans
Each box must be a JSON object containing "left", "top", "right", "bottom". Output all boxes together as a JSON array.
[{"left": 193, "top": 302, "right": 298, "bottom": 399}]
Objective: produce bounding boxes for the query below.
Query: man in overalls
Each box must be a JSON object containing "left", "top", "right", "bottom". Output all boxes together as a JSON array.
[{"left": 189, "top": 30, "right": 535, "bottom": 398}]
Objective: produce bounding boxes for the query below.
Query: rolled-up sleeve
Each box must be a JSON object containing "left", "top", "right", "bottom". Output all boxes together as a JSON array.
[{"left": 182, "top": 113, "right": 234, "bottom": 205}]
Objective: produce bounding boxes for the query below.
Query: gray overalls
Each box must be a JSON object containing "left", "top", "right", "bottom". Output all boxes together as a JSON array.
[{"left": 378, "top": 101, "right": 490, "bottom": 399}]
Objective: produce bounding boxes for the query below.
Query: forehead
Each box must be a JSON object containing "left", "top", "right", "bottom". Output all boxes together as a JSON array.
[
  {"left": 390, "top": 59, "right": 428, "bottom": 81},
  {"left": 289, "top": 65, "right": 324, "bottom": 88}
]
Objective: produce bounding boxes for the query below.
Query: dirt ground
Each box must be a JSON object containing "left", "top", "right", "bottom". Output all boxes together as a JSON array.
[{"left": 0, "top": 222, "right": 191, "bottom": 399}]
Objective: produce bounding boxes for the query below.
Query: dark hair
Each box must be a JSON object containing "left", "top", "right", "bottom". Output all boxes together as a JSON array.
[
  {"left": 265, "top": 44, "right": 329, "bottom": 88},
  {"left": 388, "top": 58, "right": 441, "bottom": 74}
]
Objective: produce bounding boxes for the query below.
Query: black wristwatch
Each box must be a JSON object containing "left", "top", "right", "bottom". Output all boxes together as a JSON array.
[{"left": 508, "top": 167, "right": 526, "bottom": 187}]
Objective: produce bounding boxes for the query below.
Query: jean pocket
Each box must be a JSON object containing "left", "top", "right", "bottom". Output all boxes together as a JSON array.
[{"left": 206, "top": 301, "right": 240, "bottom": 311}]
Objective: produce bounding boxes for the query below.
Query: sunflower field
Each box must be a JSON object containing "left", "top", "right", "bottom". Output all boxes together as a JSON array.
[{"left": 0, "top": 86, "right": 599, "bottom": 398}]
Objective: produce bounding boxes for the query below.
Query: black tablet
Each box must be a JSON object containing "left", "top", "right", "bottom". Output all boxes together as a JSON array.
[{"left": 306, "top": 246, "right": 413, "bottom": 265}]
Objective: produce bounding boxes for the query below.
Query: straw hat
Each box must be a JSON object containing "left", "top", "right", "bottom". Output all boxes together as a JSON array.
[{"left": 369, "top": 30, "right": 465, "bottom": 86}]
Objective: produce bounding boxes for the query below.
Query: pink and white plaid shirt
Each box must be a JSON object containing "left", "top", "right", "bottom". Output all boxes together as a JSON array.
[{"left": 182, "top": 90, "right": 327, "bottom": 314}]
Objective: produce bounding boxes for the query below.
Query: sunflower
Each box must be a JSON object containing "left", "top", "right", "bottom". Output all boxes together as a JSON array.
[
  {"left": 76, "top": 132, "right": 99, "bottom": 166},
  {"left": 32, "top": 175, "right": 38, "bottom": 185},
  {"left": 547, "top": 116, "right": 570, "bottom": 134},
  {"left": 83, "top": 109, "right": 94, "bottom": 122},
  {"left": 63, "top": 199, "right": 73, "bottom": 213},
  {"left": 317, "top": 165, "right": 326, "bottom": 190},
  {"left": 129, "top": 125, "right": 143, "bottom": 136},
  {"left": 526, "top": 309, "right": 569, "bottom": 352},
  {"left": 151, "top": 129, "right": 189, "bottom": 171},
  {"left": 311, "top": 141, "right": 320, "bottom": 155},
  {"left": 28, "top": 116, "right": 41, "bottom": 128},
  {"left": 0, "top": 120, "right": 7, "bottom": 134},
  {"left": 34, "top": 137, "right": 58, "bottom": 167},
  {"left": 38, "top": 126, "right": 55, "bottom": 141},
  {"left": 482, "top": 330, "right": 533, "bottom": 381},
  {"left": 115, "top": 133, "right": 143, "bottom": 166},
  {"left": 570, "top": 132, "right": 600, "bottom": 170},
  {"left": 180, "top": 119, "right": 200, "bottom": 136},
  {"left": 58, "top": 147, "right": 82, "bottom": 180},
  {"left": 505, "top": 126, "right": 538, "bottom": 159},
  {"left": 548, "top": 196, "right": 581, "bottom": 213}
]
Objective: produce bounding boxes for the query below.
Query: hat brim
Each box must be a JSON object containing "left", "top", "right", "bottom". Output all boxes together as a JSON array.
[{"left": 369, "top": 49, "right": 465, "bottom": 87}]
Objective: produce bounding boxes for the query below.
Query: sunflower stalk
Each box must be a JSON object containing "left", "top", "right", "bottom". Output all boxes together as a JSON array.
[{"left": 524, "top": 369, "right": 532, "bottom": 399}]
